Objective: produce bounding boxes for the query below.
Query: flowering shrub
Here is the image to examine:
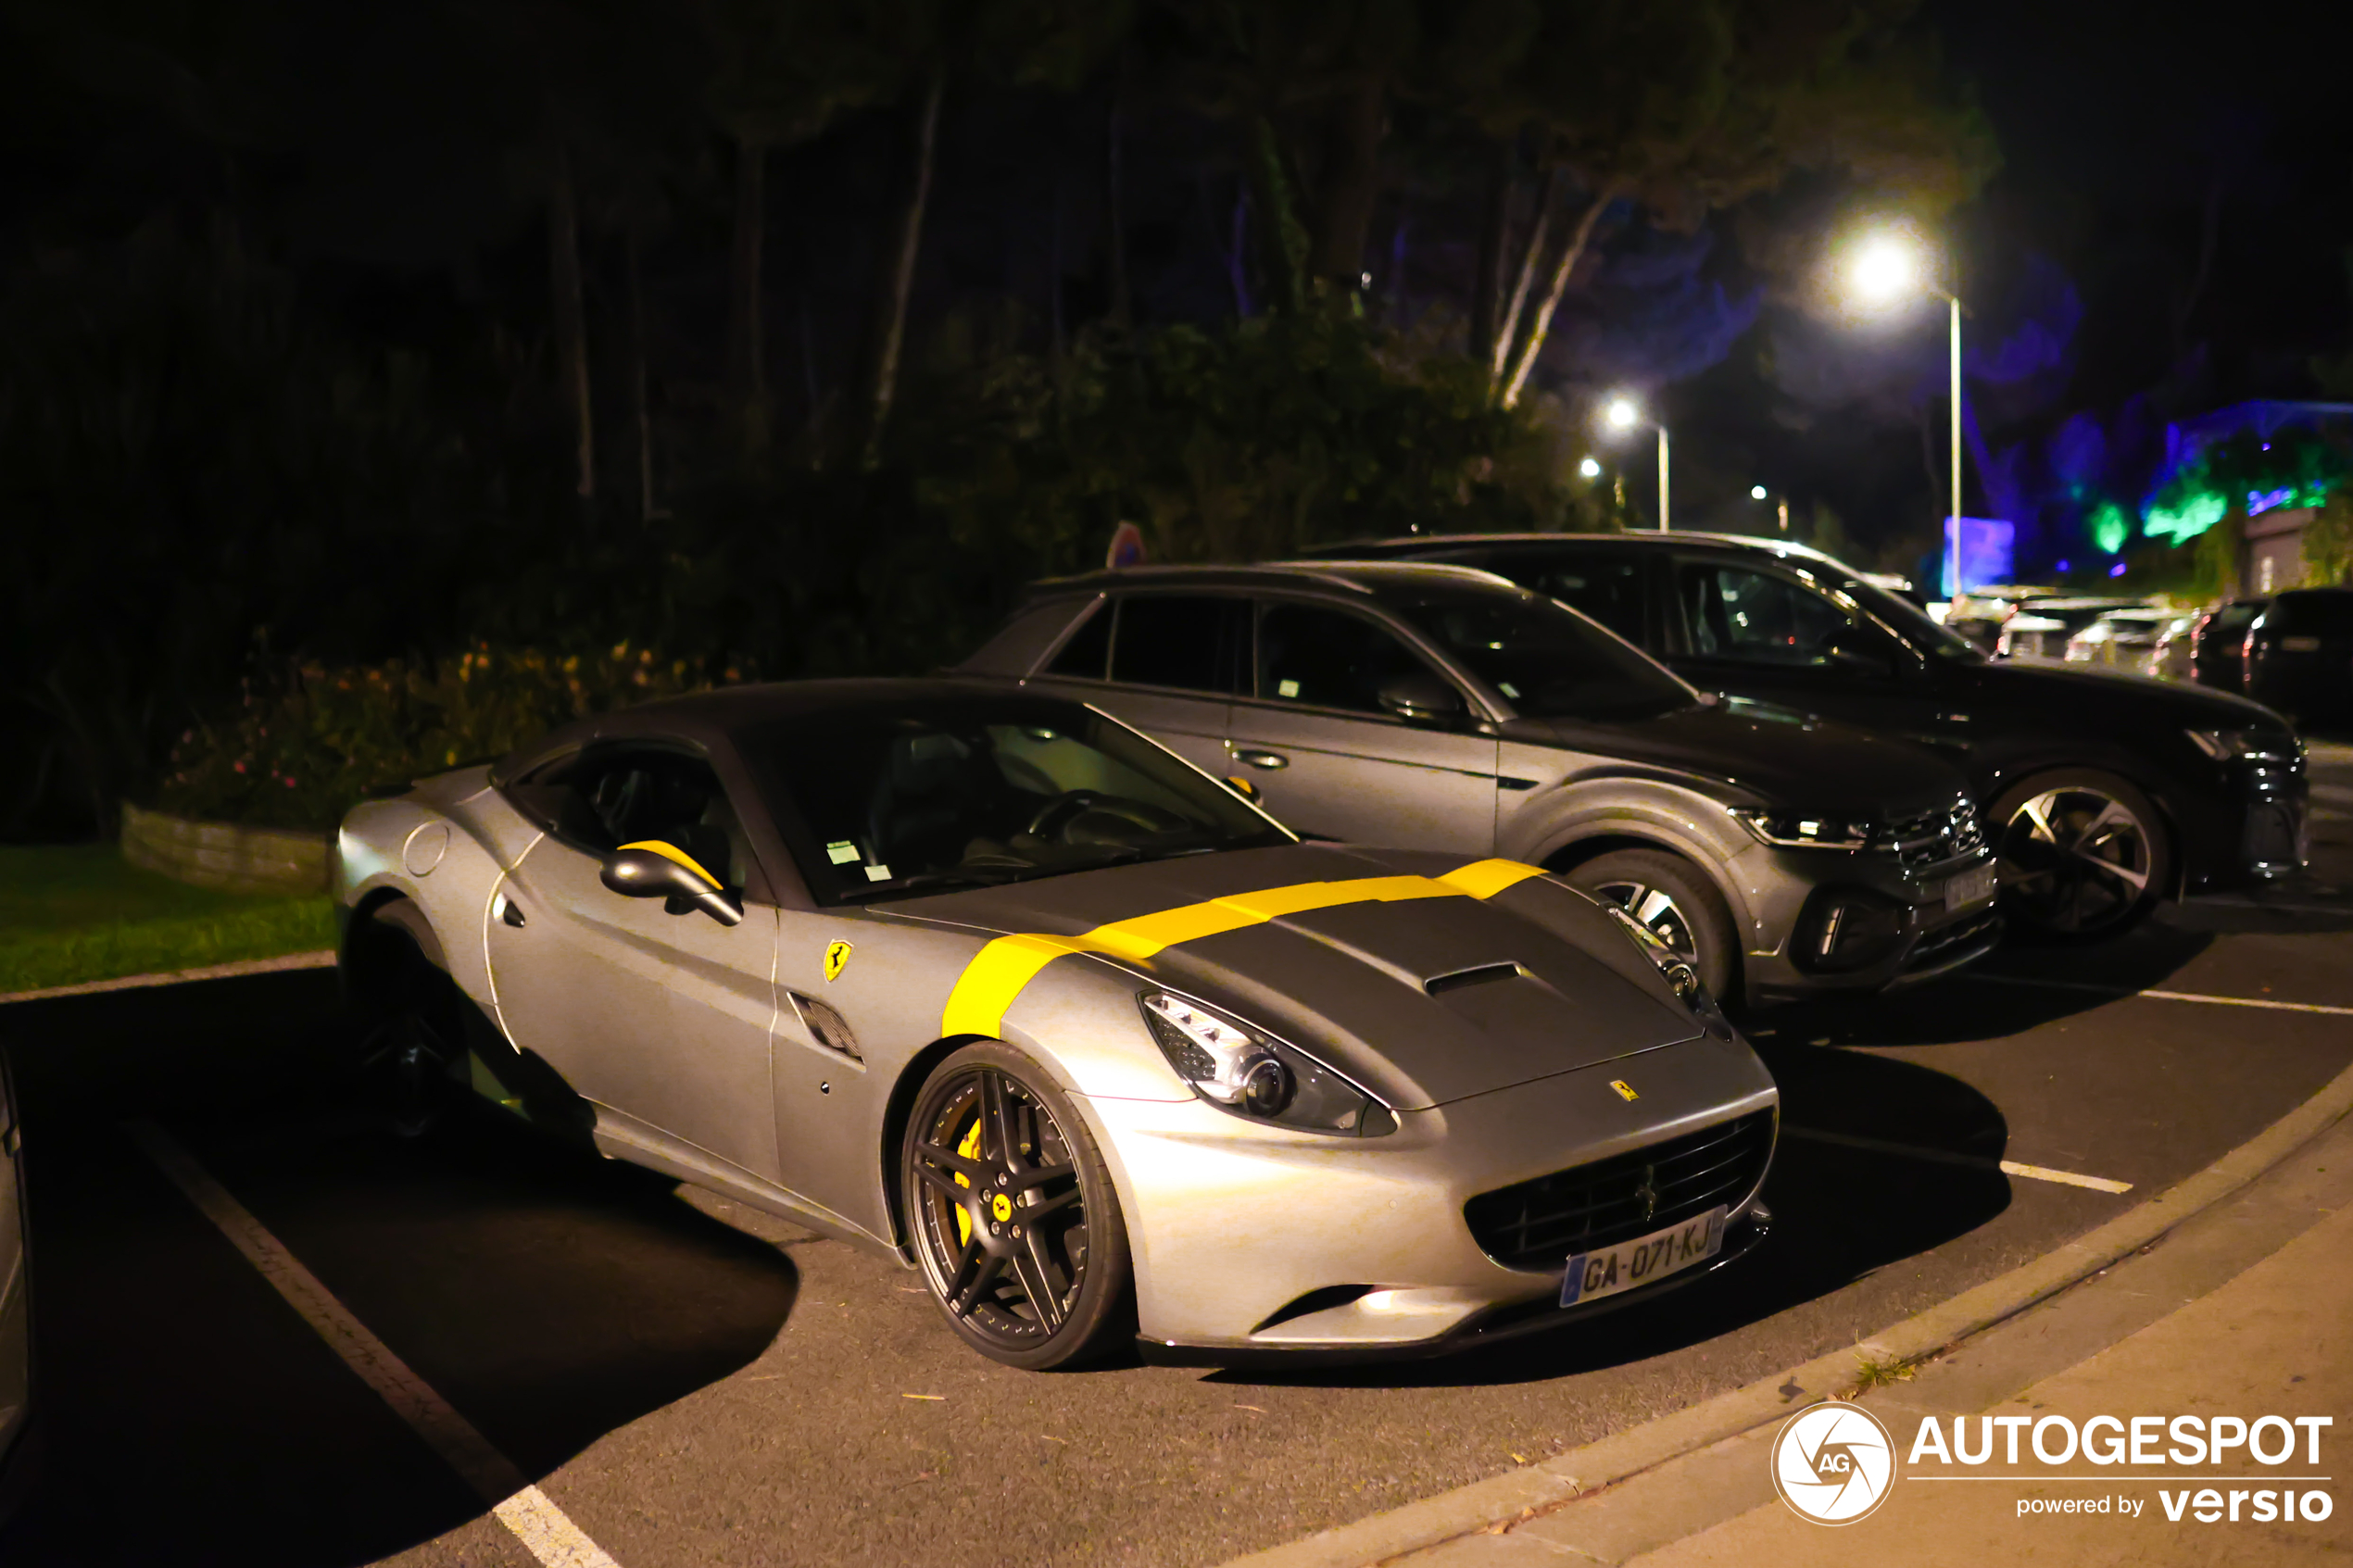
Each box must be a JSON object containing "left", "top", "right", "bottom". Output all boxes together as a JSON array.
[{"left": 154, "top": 644, "right": 732, "bottom": 829}]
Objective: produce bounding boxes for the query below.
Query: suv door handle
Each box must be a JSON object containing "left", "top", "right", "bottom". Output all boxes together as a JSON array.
[{"left": 1234, "top": 749, "right": 1289, "bottom": 771}]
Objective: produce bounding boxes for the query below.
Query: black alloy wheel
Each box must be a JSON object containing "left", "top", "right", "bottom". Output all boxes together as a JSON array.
[
  {"left": 901, "top": 1044, "right": 1132, "bottom": 1370},
  {"left": 348, "top": 905, "right": 464, "bottom": 1137},
  {"left": 1990, "top": 771, "right": 2168, "bottom": 941}
]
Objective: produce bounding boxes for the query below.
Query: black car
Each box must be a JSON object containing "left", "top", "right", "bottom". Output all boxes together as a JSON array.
[
  {"left": 2189, "top": 596, "right": 2268, "bottom": 694},
  {"left": 2243, "top": 587, "right": 2353, "bottom": 723},
  {"left": 1307, "top": 532, "right": 2308, "bottom": 939}
]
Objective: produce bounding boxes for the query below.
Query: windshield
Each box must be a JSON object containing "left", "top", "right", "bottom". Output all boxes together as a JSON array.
[
  {"left": 1389, "top": 590, "right": 1696, "bottom": 721},
  {"left": 1837, "top": 576, "right": 1983, "bottom": 661},
  {"left": 739, "top": 697, "right": 1290, "bottom": 904}
]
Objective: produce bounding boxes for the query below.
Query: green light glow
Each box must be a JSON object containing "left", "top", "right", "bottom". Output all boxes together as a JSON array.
[
  {"left": 2143, "top": 491, "right": 2228, "bottom": 545},
  {"left": 2089, "top": 502, "right": 2130, "bottom": 554}
]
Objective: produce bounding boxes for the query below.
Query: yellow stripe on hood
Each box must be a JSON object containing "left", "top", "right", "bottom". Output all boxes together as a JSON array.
[{"left": 938, "top": 859, "right": 1543, "bottom": 1038}]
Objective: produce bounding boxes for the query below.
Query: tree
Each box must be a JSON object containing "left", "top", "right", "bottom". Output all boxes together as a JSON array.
[{"left": 1479, "top": 0, "right": 1995, "bottom": 408}]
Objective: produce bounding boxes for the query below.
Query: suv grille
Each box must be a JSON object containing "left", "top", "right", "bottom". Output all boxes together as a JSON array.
[
  {"left": 1464, "top": 1110, "right": 1776, "bottom": 1272},
  {"left": 1886, "top": 795, "right": 1985, "bottom": 867}
]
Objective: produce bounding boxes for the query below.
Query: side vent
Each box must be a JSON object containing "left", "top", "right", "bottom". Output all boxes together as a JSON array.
[
  {"left": 786, "top": 992, "right": 862, "bottom": 1061},
  {"left": 1424, "top": 962, "right": 1525, "bottom": 997}
]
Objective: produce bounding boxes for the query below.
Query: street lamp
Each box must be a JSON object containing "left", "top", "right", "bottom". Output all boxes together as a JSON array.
[
  {"left": 1847, "top": 231, "right": 1964, "bottom": 599},
  {"left": 1602, "top": 395, "right": 1669, "bottom": 531},
  {"left": 1578, "top": 456, "right": 1602, "bottom": 480}
]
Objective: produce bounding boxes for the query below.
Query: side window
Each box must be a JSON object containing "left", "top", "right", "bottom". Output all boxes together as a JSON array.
[
  {"left": 1256, "top": 602, "right": 1441, "bottom": 714},
  {"left": 1043, "top": 599, "right": 1113, "bottom": 680},
  {"left": 1108, "top": 595, "right": 1247, "bottom": 694},
  {"left": 1489, "top": 550, "right": 1650, "bottom": 644},
  {"left": 1676, "top": 562, "right": 1865, "bottom": 668},
  {"left": 539, "top": 748, "right": 754, "bottom": 891}
]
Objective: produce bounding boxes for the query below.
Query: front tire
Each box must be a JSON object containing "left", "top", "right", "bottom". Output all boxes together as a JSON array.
[
  {"left": 1990, "top": 770, "right": 2168, "bottom": 941},
  {"left": 345, "top": 903, "right": 464, "bottom": 1137},
  {"left": 900, "top": 1043, "right": 1133, "bottom": 1371},
  {"left": 1565, "top": 848, "right": 1741, "bottom": 1002}
]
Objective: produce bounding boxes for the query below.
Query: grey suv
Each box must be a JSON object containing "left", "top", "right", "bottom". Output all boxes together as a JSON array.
[{"left": 959, "top": 562, "right": 2000, "bottom": 1002}]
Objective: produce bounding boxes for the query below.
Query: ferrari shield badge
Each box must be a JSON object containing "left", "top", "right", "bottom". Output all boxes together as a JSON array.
[
  {"left": 1611, "top": 1079, "right": 1639, "bottom": 1102},
  {"left": 824, "top": 940, "right": 853, "bottom": 982}
]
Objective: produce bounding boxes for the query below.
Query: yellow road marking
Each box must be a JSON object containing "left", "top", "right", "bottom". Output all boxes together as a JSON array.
[{"left": 939, "top": 859, "right": 1545, "bottom": 1037}]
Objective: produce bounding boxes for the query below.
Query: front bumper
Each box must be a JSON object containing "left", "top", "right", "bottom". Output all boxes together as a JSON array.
[
  {"left": 1728, "top": 841, "right": 2004, "bottom": 1000},
  {"left": 1077, "top": 1036, "right": 1778, "bottom": 1357}
]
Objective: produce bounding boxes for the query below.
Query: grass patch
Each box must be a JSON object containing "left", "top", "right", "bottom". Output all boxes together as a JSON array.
[{"left": 0, "top": 844, "right": 336, "bottom": 995}]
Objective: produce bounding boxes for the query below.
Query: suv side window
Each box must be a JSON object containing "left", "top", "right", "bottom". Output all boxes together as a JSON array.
[
  {"left": 1256, "top": 602, "right": 1441, "bottom": 713},
  {"left": 1043, "top": 599, "right": 1113, "bottom": 679},
  {"left": 1676, "top": 560, "right": 1876, "bottom": 669},
  {"left": 530, "top": 746, "right": 755, "bottom": 891},
  {"left": 1108, "top": 595, "right": 1249, "bottom": 694},
  {"left": 1484, "top": 549, "right": 1650, "bottom": 643}
]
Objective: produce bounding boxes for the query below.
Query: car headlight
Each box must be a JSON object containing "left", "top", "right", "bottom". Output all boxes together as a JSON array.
[
  {"left": 1139, "top": 991, "right": 1395, "bottom": 1135},
  {"left": 1602, "top": 906, "right": 1736, "bottom": 1042},
  {"left": 1729, "top": 807, "right": 1877, "bottom": 851},
  {"left": 2186, "top": 729, "right": 2301, "bottom": 764}
]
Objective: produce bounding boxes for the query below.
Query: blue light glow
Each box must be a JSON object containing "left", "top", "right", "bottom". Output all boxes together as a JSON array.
[
  {"left": 2248, "top": 487, "right": 2295, "bottom": 516},
  {"left": 2056, "top": 558, "right": 2070, "bottom": 571},
  {"left": 2108, "top": 562, "right": 2127, "bottom": 578}
]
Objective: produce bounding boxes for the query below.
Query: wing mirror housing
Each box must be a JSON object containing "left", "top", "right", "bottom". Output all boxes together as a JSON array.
[
  {"left": 1377, "top": 673, "right": 1466, "bottom": 723},
  {"left": 600, "top": 842, "right": 744, "bottom": 925}
]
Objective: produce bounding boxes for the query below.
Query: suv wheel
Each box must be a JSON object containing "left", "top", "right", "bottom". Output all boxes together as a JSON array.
[
  {"left": 1566, "top": 848, "right": 1740, "bottom": 1002},
  {"left": 1990, "top": 770, "right": 2168, "bottom": 941}
]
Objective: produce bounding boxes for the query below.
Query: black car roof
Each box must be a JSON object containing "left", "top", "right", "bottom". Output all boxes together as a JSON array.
[
  {"left": 1024, "top": 559, "right": 1520, "bottom": 599},
  {"left": 1308, "top": 530, "right": 1866, "bottom": 571}
]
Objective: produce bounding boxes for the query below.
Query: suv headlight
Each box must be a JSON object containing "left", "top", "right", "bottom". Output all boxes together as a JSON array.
[
  {"left": 1139, "top": 992, "right": 1396, "bottom": 1135},
  {"left": 2187, "top": 729, "right": 2301, "bottom": 764},
  {"left": 1729, "top": 807, "right": 1878, "bottom": 851},
  {"left": 1602, "top": 906, "right": 1736, "bottom": 1042}
]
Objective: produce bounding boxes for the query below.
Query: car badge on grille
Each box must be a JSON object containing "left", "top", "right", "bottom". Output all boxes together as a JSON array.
[{"left": 1634, "top": 1165, "right": 1660, "bottom": 1223}]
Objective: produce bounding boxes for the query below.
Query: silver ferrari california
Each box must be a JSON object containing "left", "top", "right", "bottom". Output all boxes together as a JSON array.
[{"left": 333, "top": 680, "right": 1778, "bottom": 1369}]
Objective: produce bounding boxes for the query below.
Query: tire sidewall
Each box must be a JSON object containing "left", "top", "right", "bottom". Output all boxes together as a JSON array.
[
  {"left": 900, "top": 1041, "right": 1134, "bottom": 1371},
  {"left": 1565, "top": 848, "right": 1741, "bottom": 1003},
  {"left": 1989, "top": 768, "right": 2171, "bottom": 942}
]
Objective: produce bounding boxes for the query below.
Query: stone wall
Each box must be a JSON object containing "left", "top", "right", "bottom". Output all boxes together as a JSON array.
[{"left": 120, "top": 803, "right": 331, "bottom": 897}]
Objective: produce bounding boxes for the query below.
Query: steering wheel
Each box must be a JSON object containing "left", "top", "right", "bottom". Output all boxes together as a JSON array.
[{"left": 1025, "top": 790, "right": 1104, "bottom": 842}]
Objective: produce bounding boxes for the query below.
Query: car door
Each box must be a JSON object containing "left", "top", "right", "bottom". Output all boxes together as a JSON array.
[
  {"left": 1028, "top": 593, "right": 1245, "bottom": 780},
  {"left": 1228, "top": 598, "right": 1499, "bottom": 851},
  {"left": 1663, "top": 556, "right": 1969, "bottom": 758},
  {"left": 484, "top": 743, "right": 784, "bottom": 1182}
]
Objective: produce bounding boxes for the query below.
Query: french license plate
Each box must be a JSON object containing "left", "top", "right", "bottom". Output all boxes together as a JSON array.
[
  {"left": 1560, "top": 1206, "right": 1726, "bottom": 1308},
  {"left": 1943, "top": 863, "right": 1998, "bottom": 911}
]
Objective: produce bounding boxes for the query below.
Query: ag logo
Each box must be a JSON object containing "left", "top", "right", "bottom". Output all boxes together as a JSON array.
[
  {"left": 1769, "top": 1401, "right": 1895, "bottom": 1524},
  {"left": 824, "top": 941, "right": 853, "bottom": 982}
]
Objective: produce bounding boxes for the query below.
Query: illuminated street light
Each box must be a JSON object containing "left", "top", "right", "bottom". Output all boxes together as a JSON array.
[
  {"left": 1845, "top": 229, "right": 1965, "bottom": 598},
  {"left": 1579, "top": 456, "right": 1602, "bottom": 479},
  {"left": 1599, "top": 394, "right": 1668, "bottom": 531},
  {"left": 1750, "top": 484, "right": 1768, "bottom": 501}
]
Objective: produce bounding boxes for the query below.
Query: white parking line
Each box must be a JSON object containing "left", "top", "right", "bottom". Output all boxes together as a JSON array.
[
  {"left": 123, "top": 1120, "right": 623, "bottom": 1568},
  {"left": 1978, "top": 974, "right": 2353, "bottom": 1017},
  {"left": 1780, "top": 1126, "right": 2133, "bottom": 1193}
]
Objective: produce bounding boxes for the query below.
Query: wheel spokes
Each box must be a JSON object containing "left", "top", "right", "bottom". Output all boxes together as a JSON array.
[
  {"left": 981, "top": 1073, "right": 1022, "bottom": 1169},
  {"left": 914, "top": 1140, "right": 988, "bottom": 1182},
  {"left": 914, "top": 1163, "right": 975, "bottom": 1207},
  {"left": 1011, "top": 1232, "right": 1067, "bottom": 1330},
  {"left": 946, "top": 1236, "right": 1002, "bottom": 1315}
]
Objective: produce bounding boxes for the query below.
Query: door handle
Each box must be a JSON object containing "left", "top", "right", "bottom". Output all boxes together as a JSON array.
[
  {"left": 1234, "top": 749, "right": 1289, "bottom": 771},
  {"left": 498, "top": 895, "right": 527, "bottom": 928}
]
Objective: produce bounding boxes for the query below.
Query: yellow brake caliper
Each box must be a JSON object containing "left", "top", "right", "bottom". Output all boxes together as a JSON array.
[{"left": 952, "top": 1113, "right": 983, "bottom": 1247}]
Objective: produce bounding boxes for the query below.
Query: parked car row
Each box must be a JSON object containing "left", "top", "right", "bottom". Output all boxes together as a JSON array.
[
  {"left": 2184, "top": 587, "right": 2353, "bottom": 725},
  {"left": 324, "top": 535, "right": 2314, "bottom": 1375}
]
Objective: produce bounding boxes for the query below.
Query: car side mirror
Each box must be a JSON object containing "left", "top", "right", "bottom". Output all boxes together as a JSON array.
[
  {"left": 600, "top": 842, "right": 744, "bottom": 926},
  {"left": 1377, "top": 673, "right": 1466, "bottom": 723}
]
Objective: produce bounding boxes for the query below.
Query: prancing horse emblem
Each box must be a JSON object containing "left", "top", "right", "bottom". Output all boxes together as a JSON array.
[
  {"left": 1634, "top": 1164, "right": 1660, "bottom": 1223},
  {"left": 824, "top": 940, "right": 853, "bottom": 982}
]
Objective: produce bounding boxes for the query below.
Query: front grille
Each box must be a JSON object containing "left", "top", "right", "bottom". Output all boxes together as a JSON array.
[
  {"left": 1886, "top": 795, "right": 1986, "bottom": 867},
  {"left": 1465, "top": 1110, "right": 1776, "bottom": 1272}
]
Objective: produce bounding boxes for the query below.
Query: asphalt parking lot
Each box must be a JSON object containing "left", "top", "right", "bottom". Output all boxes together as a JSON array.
[{"left": 5, "top": 745, "right": 2350, "bottom": 1568}]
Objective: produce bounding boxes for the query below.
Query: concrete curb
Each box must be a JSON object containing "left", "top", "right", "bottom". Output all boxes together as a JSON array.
[
  {"left": 1214, "top": 1056, "right": 2353, "bottom": 1568},
  {"left": 0, "top": 950, "right": 338, "bottom": 1008}
]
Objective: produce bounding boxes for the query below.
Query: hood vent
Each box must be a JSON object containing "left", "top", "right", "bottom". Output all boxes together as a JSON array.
[{"left": 1425, "top": 962, "right": 1526, "bottom": 997}]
